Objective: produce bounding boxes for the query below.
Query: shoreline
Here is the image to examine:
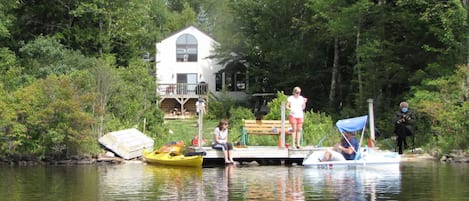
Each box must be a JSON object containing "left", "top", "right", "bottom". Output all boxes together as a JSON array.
[{"left": 1, "top": 149, "right": 468, "bottom": 166}]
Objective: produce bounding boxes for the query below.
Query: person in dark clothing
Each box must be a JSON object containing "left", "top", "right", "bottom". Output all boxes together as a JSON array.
[{"left": 392, "top": 101, "right": 416, "bottom": 154}]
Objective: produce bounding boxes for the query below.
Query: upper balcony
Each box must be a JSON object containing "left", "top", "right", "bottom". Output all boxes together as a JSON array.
[{"left": 157, "top": 83, "right": 208, "bottom": 100}]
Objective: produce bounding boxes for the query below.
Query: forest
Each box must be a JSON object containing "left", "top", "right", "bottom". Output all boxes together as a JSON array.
[{"left": 0, "top": 0, "right": 467, "bottom": 160}]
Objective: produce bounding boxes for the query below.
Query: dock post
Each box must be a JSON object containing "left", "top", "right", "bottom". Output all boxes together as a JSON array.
[
  {"left": 280, "top": 102, "right": 286, "bottom": 148},
  {"left": 367, "top": 99, "right": 375, "bottom": 147},
  {"left": 197, "top": 98, "right": 205, "bottom": 149}
]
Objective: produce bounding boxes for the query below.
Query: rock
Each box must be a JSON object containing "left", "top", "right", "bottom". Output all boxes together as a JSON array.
[
  {"left": 412, "top": 148, "right": 424, "bottom": 154},
  {"left": 105, "top": 151, "right": 115, "bottom": 157},
  {"left": 76, "top": 159, "right": 96, "bottom": 165},
  {"left": 439, "top": 155, "right": 447, "bottom": 162}
]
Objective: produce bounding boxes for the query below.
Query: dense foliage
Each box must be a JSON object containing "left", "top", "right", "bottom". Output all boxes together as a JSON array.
[
  {"left": 213, "top": 0, "right": 469, "bottom": 155},
  {"left": 0, "top": 0, "right": 468, "bottom": 160}
]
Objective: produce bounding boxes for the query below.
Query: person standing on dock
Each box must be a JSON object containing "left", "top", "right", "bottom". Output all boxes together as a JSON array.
[
  {"left": 286, "top": 86, "right": 307, "bottom": 149},
  {"left": 392, "top": 101, "right": 416, "bottom": 154},
  {"left": 212, "top": 119, "right": 235, "bottom": 164}
]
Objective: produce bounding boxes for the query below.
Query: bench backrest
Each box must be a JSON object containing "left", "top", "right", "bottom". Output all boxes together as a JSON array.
[{"left": 243, "top": 120, "right": 290, "bottom": 135}]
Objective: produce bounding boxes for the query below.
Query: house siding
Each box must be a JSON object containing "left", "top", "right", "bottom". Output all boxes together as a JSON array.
[{"left": 155, "top": 26, "right": 247, "bottom": 118}]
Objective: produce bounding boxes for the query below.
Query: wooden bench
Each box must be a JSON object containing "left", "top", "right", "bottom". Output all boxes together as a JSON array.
[{"left": 240, "top": 120, "right": 303, "bottom": 146}]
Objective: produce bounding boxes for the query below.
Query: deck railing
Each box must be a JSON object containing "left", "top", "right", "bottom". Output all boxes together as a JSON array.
[{"left": 157, "top": 83, "right": 208, "bottom": 96}]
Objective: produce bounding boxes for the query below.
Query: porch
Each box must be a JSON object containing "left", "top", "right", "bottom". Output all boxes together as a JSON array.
[{"left": 158, "top": 83, "right": 208, "bottom": 119}]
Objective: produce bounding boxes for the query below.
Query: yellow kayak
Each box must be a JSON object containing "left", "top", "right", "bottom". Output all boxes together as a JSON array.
[{"left": 143, "top": 150, "right": 203, "bottom": 167}]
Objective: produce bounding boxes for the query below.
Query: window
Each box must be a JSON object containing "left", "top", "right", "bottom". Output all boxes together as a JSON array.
[
  {"left": 176, "top": 73, "right": 198, "bottom": 94},
  {"left": 216, "top": 73, "right": 223, "bottom": 91},
  {"left": 176, "top": 34, "right": 198, "bottom": 62},
  {"left": 215, "top": 71, "right": 246, "bottom": 92}
]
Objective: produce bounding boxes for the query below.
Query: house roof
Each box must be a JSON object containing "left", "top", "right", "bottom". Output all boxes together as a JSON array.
[{"left": 158, "top": 25, "right": 219, "bottom": 44}]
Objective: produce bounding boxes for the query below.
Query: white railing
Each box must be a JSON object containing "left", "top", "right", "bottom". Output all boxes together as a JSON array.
[{"left": 157, "top": 83, "right": 208, "bottom": 96}]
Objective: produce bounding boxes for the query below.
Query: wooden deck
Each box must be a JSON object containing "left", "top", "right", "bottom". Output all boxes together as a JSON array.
[{"left": 190, "top": 146, "right": 327, "bottom": 166}]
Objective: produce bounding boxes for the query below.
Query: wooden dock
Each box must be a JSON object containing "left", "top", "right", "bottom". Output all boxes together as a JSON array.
[{"left": 190, "top": 146, "right": 326, "bottom": 166}]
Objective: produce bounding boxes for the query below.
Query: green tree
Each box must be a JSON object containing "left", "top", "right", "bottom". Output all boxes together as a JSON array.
[
  {"left": 306, "top": 0, "right": 372, "bottom": 111},
  {"left": 90, "top": 58, "right": 119, "bottom": 138},
  {"left": 13, "top": 75, "right": 95, "bottom": 158},
  {"left": 0, "top": 47, "right": 22, "bottom": 90},
  {"left": 0, "top": 0, "right": 17, "bottom": 39},
  {"left": 0, "top": 83, "right": 24, "bottom": 157},
  {"left": 108, "top": 58, "right": 162, "bottom": 134},
  {"left": 218, "top": 0, "right": 320, "bottom": 95},
  {"left": 410, "top": 65, "right": 469, "bottom": 153},
  {"left": 19, "top": 36, "right": 92, "bottom": 78}
]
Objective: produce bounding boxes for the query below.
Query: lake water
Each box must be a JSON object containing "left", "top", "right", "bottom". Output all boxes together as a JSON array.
[{"left": 0, "top": 160, "right": 468, "bottom": 201}]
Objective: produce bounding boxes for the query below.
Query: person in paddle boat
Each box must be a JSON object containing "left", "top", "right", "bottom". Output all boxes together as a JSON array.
[
  {"left": 392, "top": 101, "right": 416, "bottom": 154},
  {"left": 321, "top": 132, "right": 359, "bottom": 161},
  {"left": 212, "top": 119, "right": 236, "bottom": 164},
  {"left": 286, "top": 86, "right": 307, "bottom": 149}
]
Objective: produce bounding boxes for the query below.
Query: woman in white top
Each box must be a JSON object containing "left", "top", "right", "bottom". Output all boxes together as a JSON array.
[
  {"left": 286, "top": 86, "right": 307, "bottom": 149},
  {"left": 212, "top": 119, "right": 235, "bottom": 164}
]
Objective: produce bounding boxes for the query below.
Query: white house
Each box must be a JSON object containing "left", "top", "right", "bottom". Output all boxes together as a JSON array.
[{"left": 155, "top": 25, "right": 248, "bottom": 117}]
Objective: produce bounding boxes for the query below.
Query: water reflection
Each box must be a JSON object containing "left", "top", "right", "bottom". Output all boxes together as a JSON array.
[
  {"left": 99, "top": 164, "right": 397, "bottom": 201},
  {"left": 208, "top": 165, "right": 233, "bottom": 201},
  {"left": 286, "top": 167, "right": 305, "bottom": 201},
  {"left": 303, "top": 165, "right": 401, "bottom": 200},
  {"left": 99, "top": 163, "right": 203, "bottom": 200},
  {"left": 143, "top": 164, "right": 203, "bottom": 200},
  {"left": 218, "top": 166, "right": 306, "bottom": 201},
  {"left": 4, "top": 162, "right": 469, "bottom": 201}
]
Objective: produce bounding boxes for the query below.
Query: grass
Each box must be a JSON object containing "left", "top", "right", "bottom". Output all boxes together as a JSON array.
[
  {"left": 159, "top": 118, "right": 295, "bottom": 147},
  {"left": 161, "top": 118, "right": 219, "bottom": 146}
]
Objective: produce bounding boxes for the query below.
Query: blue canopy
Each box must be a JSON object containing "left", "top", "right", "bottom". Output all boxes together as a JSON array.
[{"left": 336, "top": 115, "right": 368, "bottom": 133}]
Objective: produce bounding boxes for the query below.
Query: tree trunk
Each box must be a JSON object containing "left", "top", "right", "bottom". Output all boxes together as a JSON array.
[
  {"left": 463, "top": 0, "right": 469, "bottom": 65},
  {"left": 356, "top": 28, "right": 363, "bottom": 103},
  {"left": 329, "top": 37, "right": 339, "bottom": 107}
]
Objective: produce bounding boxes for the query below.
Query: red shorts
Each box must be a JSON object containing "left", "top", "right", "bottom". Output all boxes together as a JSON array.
[{"left": 289, "top": 116, "right": 304, "bottom": 125}]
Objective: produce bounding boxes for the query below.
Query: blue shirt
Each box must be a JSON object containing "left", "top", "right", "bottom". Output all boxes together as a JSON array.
[{"left": 342, "top": 137, "right": 359, "bottom": 160}]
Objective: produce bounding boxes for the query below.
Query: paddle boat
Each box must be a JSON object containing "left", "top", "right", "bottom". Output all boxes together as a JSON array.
[
  {"left": 143, "top": 141, "right": 205, "bottom": 167},
  {"left": 303, "top": 115, "right": 401, "bottom": 169}
]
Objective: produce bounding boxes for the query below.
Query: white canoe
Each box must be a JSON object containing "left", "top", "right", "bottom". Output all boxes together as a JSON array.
[{"left": 302, "top": 149, "right": 400, "bottom": 169}]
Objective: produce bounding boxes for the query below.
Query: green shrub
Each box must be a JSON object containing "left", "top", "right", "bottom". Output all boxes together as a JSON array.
[
  {"left": 206, "top": 100, "right": 235, "bottom": 119},
  {"left": 303, "top": 111, "right": 335, "bottom": 147},
  {"left": 228, "top": 106, "right": 255, "bottom": 142},
  {"left": 243, "top": 91, "right": 335, "bottom": 146},
  {"left": 264, "top": 91, "right": 288, "bottom": 120},
  {"left": 409, "top": 65, "right": 469, "bottom": 153}
]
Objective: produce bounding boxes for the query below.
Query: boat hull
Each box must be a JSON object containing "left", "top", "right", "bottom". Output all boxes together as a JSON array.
[
  {"left": 143, "top": 150, "right": 203, "bottom": 167},
  {"left": 303, "top": 150, "right": 400, "bottom": 169}
]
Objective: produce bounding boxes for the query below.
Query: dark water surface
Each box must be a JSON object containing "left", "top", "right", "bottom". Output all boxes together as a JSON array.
[{"left": 0, "top": 160, "right": 468, "bottom": 201}]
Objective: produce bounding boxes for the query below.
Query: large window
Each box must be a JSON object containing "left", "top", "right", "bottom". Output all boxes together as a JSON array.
[
  {"left": 215, "top": 71, "right": 246, "bottom": 92},
  {"left": 176, "top": 34, "right": 198, "bottom": 62},
  {"left": 176, "top": 73, "right": 198, "bottom": 94}
]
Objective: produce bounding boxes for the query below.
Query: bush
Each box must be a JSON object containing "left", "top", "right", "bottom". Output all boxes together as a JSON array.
[
  {"left": 264, "top": 91, "right": 288, "bottom": 120},
  {"left": 228, "top": 106, "right": 255, "bottom": 142},
  {"left": 247, "top": 91, "right": 335, "bottom": 146},
  {"left": 303, "top": 111, "right": 335, "bottom": 147},
  {"left": 409, "top": 65, "right": 469, "bottom": 153}
]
